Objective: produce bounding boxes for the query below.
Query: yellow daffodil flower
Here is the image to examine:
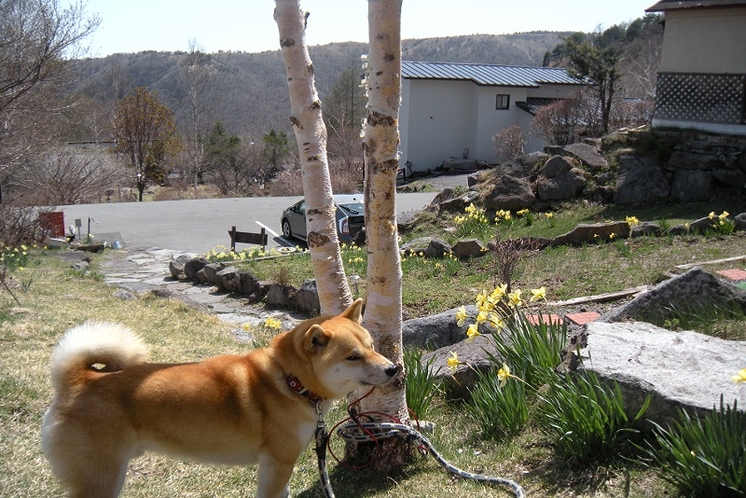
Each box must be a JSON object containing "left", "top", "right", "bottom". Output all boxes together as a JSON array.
[
  {"left": 732, "top": 368, "right": 746, "bottom": 383},
  {"left": 490, "top": 283, "right": 507, "bottom": 302},
  {"left": 625, "top": 215, "right": 639, "bottom": 227},
  {"left": 447, "top": 351, "right": 462, "bottom": 374},
  {"left": 507, "top": 289, "right": 523, "bottom": 308},
  {"left": 466, "top": 323, "right": 481, "bottom": 342},
  {"left": 487, "top": 312, "right": 504, "bottom": 330},
  {"left": 497, "top": 363, "right": 511, "bottom": 387},
  {"left": 455, "top": 306, "right": 468, "bottom": 327},
  {"left": 529, "top": 286, "right": 547, "bottom": 302}
]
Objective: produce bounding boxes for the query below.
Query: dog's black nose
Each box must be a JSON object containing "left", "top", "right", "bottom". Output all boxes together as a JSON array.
[{"left": 385, "top": 364, "right": 400, "bottom": 377}]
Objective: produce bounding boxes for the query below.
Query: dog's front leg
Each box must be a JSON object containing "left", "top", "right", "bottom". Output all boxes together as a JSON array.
[{"left": 256, "top": 454, "right": 293, "bottom": 498}]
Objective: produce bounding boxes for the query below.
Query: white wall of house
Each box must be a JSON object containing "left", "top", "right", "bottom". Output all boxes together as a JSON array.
[
  {"left": 400, "top": 79, "right": 477, "bottom": 173},
  {"left": 659, "top": 7, "right": 746, "bottom": 73},
  {"left": 400, "top": 78, "right": 582, "bottom": 172}
]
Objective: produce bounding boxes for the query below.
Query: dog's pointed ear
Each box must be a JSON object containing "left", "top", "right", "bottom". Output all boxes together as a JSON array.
[
  {"left": 304, "top": 324, "right": 330, "bottom": 354},
  {"left": 342, "top": 298, "right": 364, "bottom": 324}
]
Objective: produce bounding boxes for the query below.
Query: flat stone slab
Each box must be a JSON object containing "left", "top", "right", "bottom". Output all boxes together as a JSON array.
[{"left": 581, "top": 321, "right": 746, "bottom": 423}]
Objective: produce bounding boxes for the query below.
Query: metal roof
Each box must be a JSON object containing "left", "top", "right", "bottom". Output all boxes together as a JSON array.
[
  {"left": 647, "top": 0, "right": 746, "bottom": 11},
  {"left": 401, "top": 61, "right": 584, "bottom": 87}
]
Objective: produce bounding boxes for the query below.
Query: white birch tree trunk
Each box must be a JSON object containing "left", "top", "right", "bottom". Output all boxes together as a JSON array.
[
  {"left": 274, "top": 0, "right": 352, "bottom": 315},
  {"left": 348, "top": 0, "right": 411, "bottom": 468}
]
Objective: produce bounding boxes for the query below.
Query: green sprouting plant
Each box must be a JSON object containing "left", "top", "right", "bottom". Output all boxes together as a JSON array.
[
  {"left": 465, "top": 363, "right": 529, "bottom": 439},
  {"left": 612, "top": 239, "right": 632, "bottom": 257},
  {"left": 650, "top": 302, "right": 746, "bottom": 341},
  {"left": 544, "top": 211, "right": 556, "bottom": 228},
  {"left": 710, "top": 211, "right": 736, "bottom": 235},
  {"left": 637, "top": 397, "right": 746, "bottom": 496},
  {"left": 203, "top": 244, "right": 303, "bottom": 263},
  {"left": 404, "top": 348, "right": 442, "bottom": 419},
  {"left": 489, "top": 309, "right": 567, "bottom": 388},
  {"left": 516, "top": 208, "right": 534, "bottom": 227},
  {"left": 494, "top": 209, "right": 515, "bottom": 229},
  {"left": 0, "top": 244, "right": 32, "bottom": 271},
  {"left": 537, "top": 371, "right": 650, "bottom": 464},
  {"left": 455, "top": 284, "right": 561, "bottom": 387},
  {"left": 454, "top": 203, "right": 491, "bottom": 238},
  {"left": 1, "top": 244, "right": 36, "bottom": 304}
]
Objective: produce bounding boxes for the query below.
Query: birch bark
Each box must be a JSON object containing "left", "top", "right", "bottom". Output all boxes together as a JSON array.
[
  {"left": 348, "top": 0, "right": 411, "bottom": 468},
  {"left": 274, "top": 0, "right": 352, "bottom": 315}
]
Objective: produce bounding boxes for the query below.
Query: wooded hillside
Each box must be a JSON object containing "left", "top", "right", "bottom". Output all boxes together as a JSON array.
[{"left": 67, "top": 32, "right": 568, "bottom": 141}]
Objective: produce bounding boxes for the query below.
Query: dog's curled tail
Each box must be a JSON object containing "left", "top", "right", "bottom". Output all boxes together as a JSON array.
[{"left": 50, "top": 321, "right": 149, "bottom": 392}]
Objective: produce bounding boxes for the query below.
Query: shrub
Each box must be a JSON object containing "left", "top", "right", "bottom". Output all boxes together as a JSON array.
[
  {"left": 638, "top": 398, "right": 746, "bottom": 496},
  {"left": 488, "top": 310, "right": 567, "bottom": 388},
  {"left": 404, "top": 348, "right": 442, "bottom": 419},
  {"left": 537, "top": 371, "right": 650, "bottom": 463},
  {"left": 465, "top": 363, "right": 529, "bottom": 439}
]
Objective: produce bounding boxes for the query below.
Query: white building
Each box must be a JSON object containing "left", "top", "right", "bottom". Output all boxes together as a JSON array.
[{"left": 399, "top": 61, "right": 585, "bottom": 173}]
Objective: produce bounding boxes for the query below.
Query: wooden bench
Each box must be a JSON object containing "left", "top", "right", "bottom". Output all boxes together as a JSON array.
[{"left": 228, "top": 226, "right": 268, "bottom": 251}]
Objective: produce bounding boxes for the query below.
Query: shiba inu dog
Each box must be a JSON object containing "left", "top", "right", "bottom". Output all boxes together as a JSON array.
[{"left": 41, "top": 299, "right": 399, "bottom": 498}]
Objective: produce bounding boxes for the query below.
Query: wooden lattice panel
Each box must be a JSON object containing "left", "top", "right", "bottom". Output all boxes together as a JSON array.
[{"left": 653, "top": 72, "right": 746, "bottom": 124}]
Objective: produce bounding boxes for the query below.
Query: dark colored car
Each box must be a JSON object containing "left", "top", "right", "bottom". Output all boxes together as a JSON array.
[{"left": 280, "top": 194, "right": 365, "bottom": 244}]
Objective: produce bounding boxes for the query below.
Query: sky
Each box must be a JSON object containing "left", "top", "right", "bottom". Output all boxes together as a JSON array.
[{"left": 75, "top": 0, "right": 659, "bottom": 57}]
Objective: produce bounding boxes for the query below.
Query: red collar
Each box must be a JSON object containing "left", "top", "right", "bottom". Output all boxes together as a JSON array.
[{"left": 285, "top": 375, "right": 325, "bottom": 408}]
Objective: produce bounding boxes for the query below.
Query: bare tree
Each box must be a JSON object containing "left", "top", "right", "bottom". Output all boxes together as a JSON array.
[
  {"left": 112, "top": 87, "right": 180, "bottom": 201},
  {"left": 8, "top": 148, "right": 124, "bottom": 205},
  {"left": 180, "top": 39, "right": 212, "bottom": 188},
  {"left": 0, "top": 0, "right": 100, "bottom": 197},
  {"left": 274, "top": 0, "right": 352, "bottom": 315},
  {"left": 530, "top": 95, "right": 581, "bottom": 145},
  {"left": 493, "top": 125, "right": 528, "bottom": 163}
]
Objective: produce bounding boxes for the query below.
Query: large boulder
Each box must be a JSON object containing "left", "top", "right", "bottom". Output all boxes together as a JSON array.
[
  {"left": 551, "top": 221, "right": 630, "bottom": 247},
  {"left": 436, "top": 190, "right": 480, "bottom": 213},
  {"left": 424, "top": 238, "right": 453, "bottom": 259},
  {"left": 580, "top": 321, "right": 746, "bottom": 424},
  {"left": 215, "top": 266, "right": 239, "bottom": 292},
  {"left": 538, "top": 155, "right": 574, "bottom": 178},
  {"left": 479, "top": 174, "right": 535, "bottom": 211},
  {"left": 536, "top": 168, "right": 587, "bottom": 200},
  {"left": 168, "top": 253, "right": 193, "bottom": 280},
  {"left": 546, "top": 142, "right": 608, "bottom": 173},
  {"left": 495, "top": 151, "right": 549, "bottom": 179},
  {"left": 452, "top": 238, "right": 488, "bottom": 259},
  {"left": 600, "top": 266, "right": 746, "bottom": 323},
  {"left": 295, "top": 279, "right": 320, "bottom": 313},
  {"left": 613, "top": 154, "right": 670, "bottom": 204},
  {"left": 403, "top": 305, "right": 475, "bottom": 349},
  {"left": 184, "top": 257, "right": 209, "bottom": 280},
  {"left": 421, "top": 334, "right": 499, "bottom": 399}
]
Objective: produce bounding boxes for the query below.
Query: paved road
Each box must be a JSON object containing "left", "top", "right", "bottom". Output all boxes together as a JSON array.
[{"left": 56, "top": 192, "right": 442, "bottom": 255}]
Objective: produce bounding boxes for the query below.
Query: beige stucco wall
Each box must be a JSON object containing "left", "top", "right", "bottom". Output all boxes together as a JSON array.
[{"left": 659, "top": 7, "right": 746, "bottom": 73}]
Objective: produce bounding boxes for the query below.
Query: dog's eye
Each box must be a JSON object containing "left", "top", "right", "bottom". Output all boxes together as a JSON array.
[{"left": 346, "top": 354, "right": 361, "bottom": 361}]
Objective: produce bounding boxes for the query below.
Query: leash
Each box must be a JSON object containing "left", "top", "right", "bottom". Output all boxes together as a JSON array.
[
  {"left": 286, "top": 376, "right": 526, "bottom": 497},
  {"left": 316, "top": 400, "right": 526, "bottom": 498},
  {"left": 331, "top": 419, "right": 526, "bottom": 498}
]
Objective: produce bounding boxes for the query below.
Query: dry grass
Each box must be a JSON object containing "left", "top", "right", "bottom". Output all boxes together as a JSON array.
[{"left": 0, "top": 249, "right": 676, "bottom": 497}]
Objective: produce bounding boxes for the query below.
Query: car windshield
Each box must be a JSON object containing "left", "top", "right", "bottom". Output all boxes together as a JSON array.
[{"left": 337, "top": 202, "right": 364, "bottom": 215}]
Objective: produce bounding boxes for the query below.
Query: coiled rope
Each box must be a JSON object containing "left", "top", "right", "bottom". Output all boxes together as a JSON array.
[{"left": 313, "top": 392, "right": 526, "bottom": 498}]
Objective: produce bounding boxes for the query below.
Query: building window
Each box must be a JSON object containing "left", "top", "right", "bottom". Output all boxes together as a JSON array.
[{"left": 495, "top": 94, "right": 510, "bottom": 110}]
